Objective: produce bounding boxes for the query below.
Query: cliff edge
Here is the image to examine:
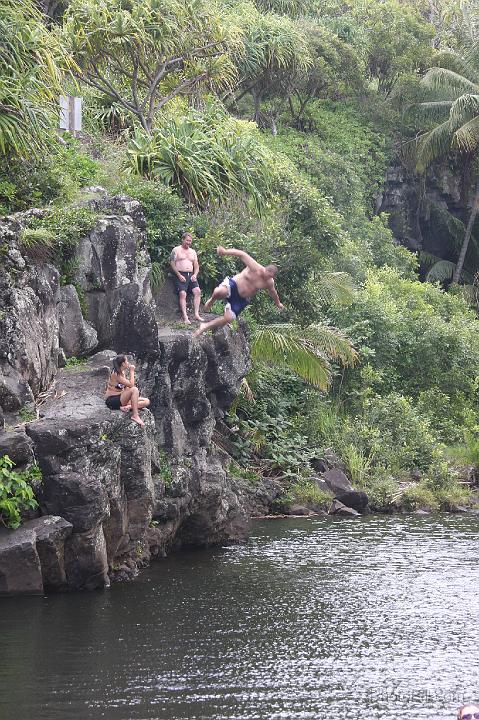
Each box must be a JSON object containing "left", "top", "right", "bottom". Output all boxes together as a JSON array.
[{"left": 0, "top": 191, "right": 253, "bottom": 595}]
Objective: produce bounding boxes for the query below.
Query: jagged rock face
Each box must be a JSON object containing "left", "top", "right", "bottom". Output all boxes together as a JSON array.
[
  {"left": 0, "top": 192, "right": 157, "bottom": 415},
  {"left": 0, "top": 216, "right": 60, "bottom": 412},
  {"left": 0, "top": 192, "right": 253, "bottom": 595},
  {"left": 0, "top": 516, "right": 73, "bottom": 595},
  {"left": 58, "top": 284, "right": 98, "bottom": 358},
  {"left": 75, "top": 191, "right": 158, "bottom": 353},
  {"left": 0, "top": 330, "right": 251, "bottom": 594},
  {"left": 378, "top": 163, "right": 475, "bottom": 259}
]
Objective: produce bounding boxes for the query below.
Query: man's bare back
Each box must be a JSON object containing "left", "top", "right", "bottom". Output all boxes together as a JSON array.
[{"left": 232, "top": 265, "right": 275, "bottom": 298}]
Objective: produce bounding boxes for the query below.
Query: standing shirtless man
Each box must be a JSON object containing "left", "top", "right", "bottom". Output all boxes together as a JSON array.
[
  {"left": 193, "top": 246, "right": 284, "bottom": 337},
  {"left": 170, "top": 232, "right": 203, "bottom": 324}
]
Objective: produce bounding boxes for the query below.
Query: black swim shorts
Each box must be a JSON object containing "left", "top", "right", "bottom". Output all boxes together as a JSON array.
[
  {"left": 105, "top": 395, "right": 122, "bottom": 410},
  {"left": 174, "top": 271, "right": 199, "bottom": 294},
  {"left": 221, "top": 276, "right": 250, "bottom": 318}
]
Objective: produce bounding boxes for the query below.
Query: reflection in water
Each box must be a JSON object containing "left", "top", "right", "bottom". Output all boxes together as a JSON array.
[{"left": 1, "top": 515, "right": 478, "bottom": 720}]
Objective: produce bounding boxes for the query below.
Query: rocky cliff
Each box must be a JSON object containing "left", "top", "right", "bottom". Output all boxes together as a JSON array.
[
  {"left": 378, "top": 162, "right": 476, "bottom": 262},
  {"left": 0, "top": 191, "right": 257, "bottom": 595}
]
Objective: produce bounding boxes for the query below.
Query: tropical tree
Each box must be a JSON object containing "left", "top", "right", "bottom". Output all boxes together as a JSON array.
[
  {"left": 0, "top": 0, "right": 67, "bottom": 158},
  {"left": 288, "top": 19, "right": 364, "bottom": 128},
  {"left": 63, "top": 0, "right": 239, "bottom": 133},
  {"left": 321, "top": 0, "right": 434, "bottom": 95},
  {"left": 229, "top": 3, "right": 312, "bottom": 131},
  {"left": 413, "top": 2, "right": 479, "bottom": 282}
]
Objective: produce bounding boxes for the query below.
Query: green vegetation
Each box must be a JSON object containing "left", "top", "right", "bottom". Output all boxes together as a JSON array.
[
  {"left": 20, "top": 207, "right": 98, "bottom": 283},
  {"left": 64, "top": 356, "right": 87, "bottom": 369},
  {"left": 2, "top": 0, "right": 478, "bottom": 514},
  {"left": 0, "top": 455, "right": 40, "bottom": 529},
  {"left": 158, "top": 449, "right": 173, "bottom": 488}
]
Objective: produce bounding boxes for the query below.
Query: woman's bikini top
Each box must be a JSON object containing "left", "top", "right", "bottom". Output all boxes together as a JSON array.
[{"left": 107, "top": 373, "right": 125, "bottom": 392}]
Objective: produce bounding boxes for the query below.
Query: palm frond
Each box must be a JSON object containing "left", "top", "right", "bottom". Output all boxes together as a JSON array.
[
  {"left": 421, "top": 67, "right": 478, "bottom": 96},
  {"left": 415, "top": 120, "right": 453, "bottom": 171},
  {"left": 414, "top": 100, "right": 454, "bottom": 124},
  {"left": 303, "top": 323, "right": 358, "bottom": 367},
  {"left": 425, "top": 259, "right": 456, "bottom": 282},
  {"left": 449, "top": 93, "right": 479, "bottom": 128},
  {"left": 251, "top": 325, "right": 331, "bottom": 389},
  {"left": 453, "top": 114, "right": 479, "bottom": 153},
  {"left": 315, "top": 271, "right": 355, "bottom": 306}
]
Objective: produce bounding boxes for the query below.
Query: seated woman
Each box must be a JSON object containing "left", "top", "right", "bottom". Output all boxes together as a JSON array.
[{"left": 105, "top": 354, "right": 150, "bottom": 427}]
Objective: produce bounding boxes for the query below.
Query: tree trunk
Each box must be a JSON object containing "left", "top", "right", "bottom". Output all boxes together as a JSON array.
[
  {"left": 252, "top": 88, "right": 262, "bottom": 126},
  {"left": 452, "top": 178, "right": 479, "bottom": 284}
]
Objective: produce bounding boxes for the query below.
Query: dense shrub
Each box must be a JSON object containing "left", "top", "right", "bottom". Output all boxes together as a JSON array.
[
  {"left": 0, "top": 455, "right": 40, "bottom": 529},
  {"left": 0, "top": 137, "right": 98, "bottom": 215},
  {"left": 332, "top": 267, "right": 479, "bottom": 420}
]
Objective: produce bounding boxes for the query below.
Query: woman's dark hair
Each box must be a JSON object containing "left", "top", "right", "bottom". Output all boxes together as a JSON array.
[{"left": 112, "top": 355, "right": 126, "bottom": 374}]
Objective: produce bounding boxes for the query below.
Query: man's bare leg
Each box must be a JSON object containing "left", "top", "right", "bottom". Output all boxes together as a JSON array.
[
  {"left": 178, "top": 290, "right": 190, "bottom": 324},
  {"left": 203, "top": 285, "right": 229, "bottom": 313},
  {"left": 192, "top": 287, "right": 204, "bottom": 322},
  {"left": 193, "top": 312, "right": 234, "bottom": 338}
]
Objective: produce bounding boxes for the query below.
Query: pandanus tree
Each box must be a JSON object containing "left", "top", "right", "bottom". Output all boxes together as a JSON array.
[
  {"left": 413, "top": 3, "right": 479, "bottom": 284},
  {"left": 62, "top": 0, "right": 239, "bottom": 133},
  {"left": 229, "top": 2, "right": 312, "bottom": 131},
  {"left": 0, "top": 0, "right": 67, "bottom": 158}
]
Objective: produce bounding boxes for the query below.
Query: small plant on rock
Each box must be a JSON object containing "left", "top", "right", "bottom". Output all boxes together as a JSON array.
[{"left": 0, "top": 455, "right": 39, "bottom": 529}]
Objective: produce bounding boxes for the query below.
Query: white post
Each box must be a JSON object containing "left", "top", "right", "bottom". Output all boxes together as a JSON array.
[{"left": 59, "top": 96, "right": 82, "bottom": 136}]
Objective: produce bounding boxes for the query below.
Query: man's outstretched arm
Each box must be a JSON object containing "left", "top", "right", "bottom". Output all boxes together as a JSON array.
[
  {"left": 217, "top": 246, "right": 262, "bottom": 271},
  {"left": 267, "top": 281, "right": 284, "bottom": 310}
]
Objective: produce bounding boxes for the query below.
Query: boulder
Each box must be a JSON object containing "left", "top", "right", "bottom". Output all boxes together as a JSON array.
[
  {"left": 23, "top": 516, "right": 73, "bottom": 591},
  {"left": 336, "top": 489, "right": 369, "bottom": 514},
  {"left": 58, "top": 284, "right": 98, "bottom": 358},
  {"left": 0, "top": 525, "right": 43, "bottom": 595},
  {"left": 311, "top": 449, "right": 348, "bottom": 475},
  {"left": 329, "top": 499, "right": 360, "bottom": 517},
  {"left": 322, "top": 468, "right": 353, "bottom": 496},
  {"left": 286, "top": 504, "right": 314, "bottom": 516},
  {"left": 73, "top": 194, "right": 158, "bottom": 352},
  {"left": 0, "top": 430, "right": 34, "bottom": 468},
  {"left": 309, "top": 475, "right": 332, "bottom": 495}
]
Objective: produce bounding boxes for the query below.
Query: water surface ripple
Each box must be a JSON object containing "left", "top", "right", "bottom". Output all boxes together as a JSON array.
[{"left": 1, "top": 514, "right": 478, "bottom": 719}]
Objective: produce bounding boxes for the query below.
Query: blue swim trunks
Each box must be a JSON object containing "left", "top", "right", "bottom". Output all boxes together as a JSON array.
[{"left": 220, "top": 277, "right": 250, "bottom": 319}]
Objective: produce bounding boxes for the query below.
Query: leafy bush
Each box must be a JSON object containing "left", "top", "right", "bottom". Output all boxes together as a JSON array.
[
  {"left": 0, "top": 137, "right": 98, "bottom": 215},
  {"left": 400, "top": 483, "right": 440, "bottom": 513},
  {"left": 0, "top": 455, "right": 40, "bottom": 529},
  {"left": 355, "top": 473, "right": 398, "bottom": 513},
  {"left": 126, "top": 104, "right": 275, "bottom": 212},
  {"left": 21, "top": 207, "right": 98, "bottom": 282},
  {"left": 287, "top": 479, "right": 332, "bottom": 510},
  {"left": 332, "top": 267, "right": 479, "bottom": 419},
  {"left": 114, "top": 176, "right": 188, "bottom": 264}
]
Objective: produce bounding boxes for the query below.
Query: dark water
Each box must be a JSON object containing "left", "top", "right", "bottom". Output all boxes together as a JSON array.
[{"left": 1, "top": 515, "right": 479, "bottom": 720}]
